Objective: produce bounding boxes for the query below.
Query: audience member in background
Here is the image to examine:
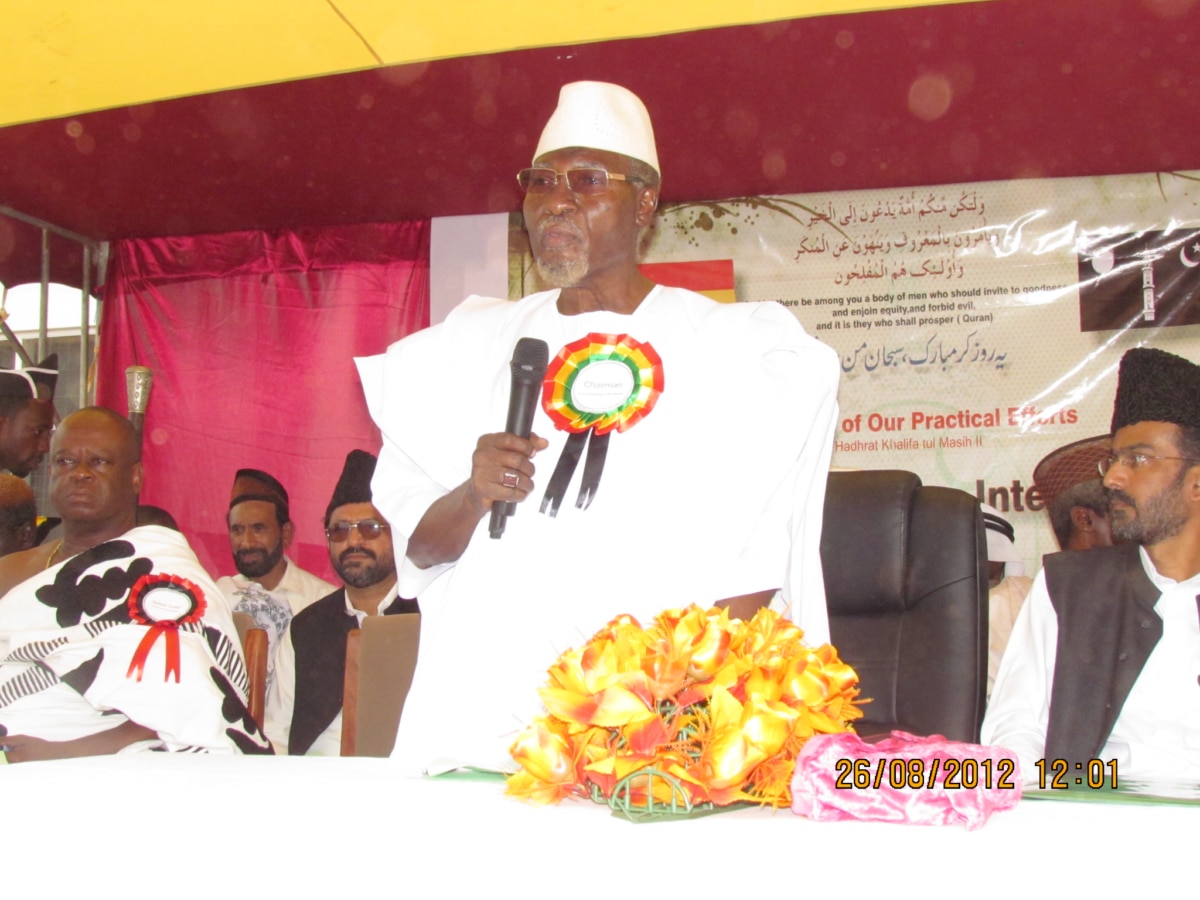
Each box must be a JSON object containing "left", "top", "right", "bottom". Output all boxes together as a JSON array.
[
  {"left": 0, "top": 474, "right": 37, "bottom": 557},
  {"left": 136, "top": 504, "right": 179, "bottom": 530},
  {"left": 983, "top": 503, "right": 1033, "bottom": 697},
  {"left": 215, "top": 468, "right": 335, "bottom": 685},
  {"left": 0, "top": 407, "right": 269, "bottom": 760},
  {"left": 1032, "top": 435, "right": 1114, "bottom": 550},
  {"left": 0, "top": 355, "right": 57, "bottom": 478},
  {"left": 985, "top": 348, "right": 1200, "bottom": 782},
  {"left": 265, "top": 450, "right": 417, "bottom": 755}
]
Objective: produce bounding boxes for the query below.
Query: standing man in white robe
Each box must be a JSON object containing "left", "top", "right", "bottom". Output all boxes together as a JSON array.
[{"left": 358, "top": 81, "right": 840, "bottom": 773}]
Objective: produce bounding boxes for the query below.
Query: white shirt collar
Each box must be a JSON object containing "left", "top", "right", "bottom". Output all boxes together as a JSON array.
[
  {"left": 342, "top": 582, "right": 401, "bottom": 623},
  {"left": 1139, "top": 545, "right": 1200, "bottom": 593}
]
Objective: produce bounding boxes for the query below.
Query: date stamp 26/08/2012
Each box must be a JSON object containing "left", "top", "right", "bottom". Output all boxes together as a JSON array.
[{"left": 833, "top": 756, "right": 1018, "bottom": 791}]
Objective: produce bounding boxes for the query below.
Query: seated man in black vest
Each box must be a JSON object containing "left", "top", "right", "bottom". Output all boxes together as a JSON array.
[
  {"left": 264, "top": 450, "right": 418, "bottom": 755},
  {"left": 984, "top": 347, "right": 1200, "bottom": 784}
]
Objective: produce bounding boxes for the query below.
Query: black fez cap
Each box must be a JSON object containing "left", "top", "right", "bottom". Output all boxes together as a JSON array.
[
  {"left": 231, "top": 468, "right": 289, "bottom": 506},
  {"left": 229, "top": 468, "right": 290, "bottom": 524},
  {"left": 1111, "top": 348, "right": 1200, "bottom": 433},
  {"left": 325, "top": 450, "right": 378, "bottom": 526},
  {"left": 0, "top": 354, "right": 58, "bottom": 404}
]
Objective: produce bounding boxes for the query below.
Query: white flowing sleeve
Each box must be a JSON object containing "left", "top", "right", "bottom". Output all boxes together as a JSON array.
[
  {"left": 356, "top": 336, "right": 457, "bottom": 599},
  {"left": 264, "top": 623, "right": 296, "bottom": 755},
  {"left": 738, "top": 305, "right": 839, "bottom": 646},
  {"left": 981, "top": 567, "right": 1058, "bottom": 782},
  {"left": 691, "top": 302, "right": 838, "bottom": 645},
  {"left": 782, "top": 373, "right": 837, "bottom": 647}
]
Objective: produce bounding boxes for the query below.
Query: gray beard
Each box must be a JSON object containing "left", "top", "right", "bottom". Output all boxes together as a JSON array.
[{"left": 535, "top": 254, "right": 589, "bottom": 289}]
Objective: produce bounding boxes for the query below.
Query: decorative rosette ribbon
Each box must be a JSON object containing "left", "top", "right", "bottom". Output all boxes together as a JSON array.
[
  {"left": 539, "top": 333, "right": 664, "bottom": 515},
  {"left": 125, "top": 573, "right": 207, "bottom": 683},
  {"left": 542, "top": 333, "right": 664, "bottom": 435}
]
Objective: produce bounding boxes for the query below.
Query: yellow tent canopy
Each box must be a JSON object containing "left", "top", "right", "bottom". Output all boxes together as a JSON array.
[{"left": 2, "top": 0, "right": 978, "bottom": 128}]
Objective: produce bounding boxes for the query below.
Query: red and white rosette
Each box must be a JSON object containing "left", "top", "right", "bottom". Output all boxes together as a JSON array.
[{"left": 125, "top": 573, "right": 207, "bottom": 683}]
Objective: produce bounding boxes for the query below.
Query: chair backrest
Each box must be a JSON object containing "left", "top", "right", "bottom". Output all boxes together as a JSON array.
[
  {"left": 341, "top": 613, "right": 421, "bottom": 757},
  {"left": 231, "top": 610, "right": 268, "bottom": 729},
  {"left": 821, "top": 470, "right": 988, "bottom": 742}
]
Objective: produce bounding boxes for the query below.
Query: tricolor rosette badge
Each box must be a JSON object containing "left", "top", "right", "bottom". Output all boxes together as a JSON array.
[
  {"left": 126, "top": 573, "right": 207, "bottom": 683},
  {"left": 542, "top": 333, "right": 664, "bottom": 435}
]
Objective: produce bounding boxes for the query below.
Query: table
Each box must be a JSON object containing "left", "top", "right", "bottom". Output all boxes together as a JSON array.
[{"left": 2, "top": 755, "right": 1192, "bottom": 895}]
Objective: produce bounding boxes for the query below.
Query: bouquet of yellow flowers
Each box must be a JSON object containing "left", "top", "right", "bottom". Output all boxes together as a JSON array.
[{"left": 506, "top": 605, "right": 863, "bottom": 814}]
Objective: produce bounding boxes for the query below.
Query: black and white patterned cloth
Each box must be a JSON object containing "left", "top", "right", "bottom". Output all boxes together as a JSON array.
[{"left": 0, "top": 525, "right": 271, "bottom": 754}]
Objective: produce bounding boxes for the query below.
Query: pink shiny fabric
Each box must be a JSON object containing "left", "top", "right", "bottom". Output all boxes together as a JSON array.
[
  {"left": 96, "top": 222, "right": 429, "bottom": 579},
  {"left": 791, "top": 731, "right": 1022, "bottom": 830}
]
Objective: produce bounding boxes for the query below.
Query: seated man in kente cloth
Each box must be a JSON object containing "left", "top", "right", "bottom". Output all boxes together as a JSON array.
[
  {"left": 357, "top": 81, "right": 839, "bottom": 773},
  {"left": 0, "top": 407, "right": 270, "bottom": 760}
]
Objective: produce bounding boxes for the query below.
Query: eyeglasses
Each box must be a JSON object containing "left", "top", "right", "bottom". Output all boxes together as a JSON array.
[
  {"left": 1098, "top": 450, "right": 1200, "bottom": 476},
  {"left": 516, "top": 167, "right": 639, "bottom": 196},
  {"left": 325, "top": 519, "right": 389, "bottom": 541}
]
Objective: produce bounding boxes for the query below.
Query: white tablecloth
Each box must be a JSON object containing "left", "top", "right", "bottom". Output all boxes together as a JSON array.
[{"left": 2, "top": 755, "right": 1191, "bottom": 895}]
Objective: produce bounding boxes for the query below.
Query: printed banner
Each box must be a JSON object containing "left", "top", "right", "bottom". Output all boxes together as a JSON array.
[{"left": 634, "top": 171, "right": 1200, "bottom": 571}]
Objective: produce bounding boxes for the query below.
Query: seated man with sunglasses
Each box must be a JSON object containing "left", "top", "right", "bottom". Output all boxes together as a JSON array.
[
  {"left": 358, "top": 81, "right": 839, "bottom": 774},
  {"left": 264, "top": 450, "right": 417, "bottom": 755},
  {"left": 984, "top": 347, "right": 1200, "bottom": 785}
]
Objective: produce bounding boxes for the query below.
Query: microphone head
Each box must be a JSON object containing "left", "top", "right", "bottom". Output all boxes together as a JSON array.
[{"left": 511, "top": 338, "right": 549, "bottom": 385}]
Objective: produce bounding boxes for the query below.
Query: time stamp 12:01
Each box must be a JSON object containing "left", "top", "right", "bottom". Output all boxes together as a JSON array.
[
  {"left": 833, "top": 757, "right": 1118, "bottom": 790},
  {"left": 1034, "top": 758, "right": 1119, "bottom": 790}
]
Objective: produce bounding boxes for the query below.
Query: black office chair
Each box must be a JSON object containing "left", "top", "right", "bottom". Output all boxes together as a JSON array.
[{"left": 821, "top": 470, "right": 988, "bottom": 742}]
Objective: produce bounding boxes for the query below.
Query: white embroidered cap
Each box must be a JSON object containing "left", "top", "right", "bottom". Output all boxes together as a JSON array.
[
  {"left": 533, "top": 81, "right": 659, "bottom": 174},
  {"left": 981, "top": 503, "right": 1024, "bottom": 577}
]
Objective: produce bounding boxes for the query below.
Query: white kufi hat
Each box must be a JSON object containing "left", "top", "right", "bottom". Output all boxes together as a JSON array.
[
  {"left": 534, "top": 81, "right": 659, "bottom": 174},
  {"left": 981, "top": 503, "right": 1024, "bottom": 578}
]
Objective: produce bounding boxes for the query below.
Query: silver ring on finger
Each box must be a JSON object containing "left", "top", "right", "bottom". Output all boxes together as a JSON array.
[{"left": 501, "top": 470, "right": 519, "bottom": 489}]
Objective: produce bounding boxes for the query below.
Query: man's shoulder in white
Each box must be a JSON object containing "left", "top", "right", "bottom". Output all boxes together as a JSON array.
[{"left": 214, "top": 572, "right": 244, "bottom": 601}]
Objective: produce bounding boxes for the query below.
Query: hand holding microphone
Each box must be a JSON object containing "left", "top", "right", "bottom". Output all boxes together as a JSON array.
[{"left": 488, "top": 338, "right": 549, "bottom": 539}]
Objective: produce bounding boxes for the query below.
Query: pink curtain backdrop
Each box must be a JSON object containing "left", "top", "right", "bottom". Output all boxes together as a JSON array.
[{"left": 96, "top": 222, "right": 430, "bottom": 582}]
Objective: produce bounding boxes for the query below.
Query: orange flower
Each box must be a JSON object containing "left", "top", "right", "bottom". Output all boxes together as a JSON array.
[
  {"left": 694, "top": 687, "right": 798, "bottom": 791},
  {"left": 506, "top": 722, "right": 585, "bottom": 803},
  {"left": 539, "top": 633, "right": 657, "bottom": 727},
  {"left": 585, "top": 752, "right": 710, "bottom": 807},
  {"left": 656, "top": 606, "right": 733, "bottom": 679},
  {"left": 505, "top": 605, "right": 865, "bottom": 812}
]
